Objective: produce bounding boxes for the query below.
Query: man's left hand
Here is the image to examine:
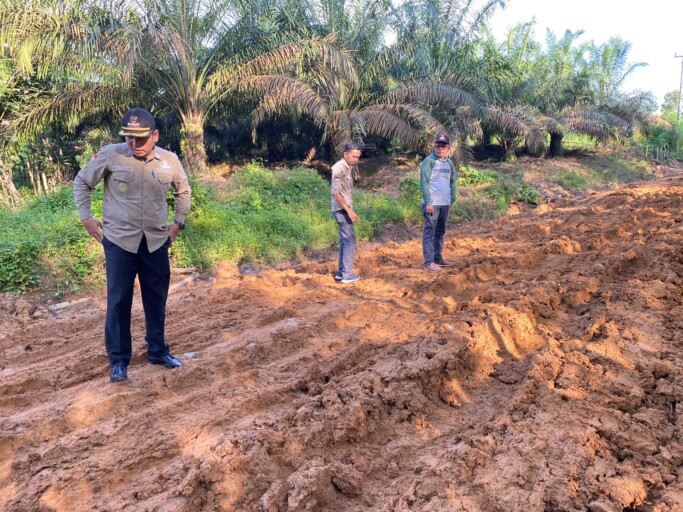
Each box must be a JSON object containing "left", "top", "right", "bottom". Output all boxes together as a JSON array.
[{"left": 169, "top": 223, "right": 181, "bottom": 243}]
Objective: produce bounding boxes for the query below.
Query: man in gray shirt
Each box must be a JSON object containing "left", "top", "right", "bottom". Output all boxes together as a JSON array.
[
  {"left": 331, "top": 142, "right": 362, "bottom": 283},
  {"left": 420, "top": 133, "right": 457, "bottom": 272},
  {"left": 74, "top": 108, "right": 191, "bottom": 382}
]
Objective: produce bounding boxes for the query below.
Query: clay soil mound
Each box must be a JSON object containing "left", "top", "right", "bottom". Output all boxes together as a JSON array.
[{"left": 2, "top": 170, "right": 683, "bottom": 512}]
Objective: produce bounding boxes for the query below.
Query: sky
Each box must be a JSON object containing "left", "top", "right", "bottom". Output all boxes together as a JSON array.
[{"left": 486, "top": 0, "right": 683, "bottom": 110}]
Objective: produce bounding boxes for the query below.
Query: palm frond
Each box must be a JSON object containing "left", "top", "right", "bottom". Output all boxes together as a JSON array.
[
  {"left": 250, "top": 93, "right": 305, "bottom": 143},
  {"left": 232, "top": 75, "right": 329, "bottom": 126},
  {"left": 450, "top": 141, "right": 473, "bottom": 168},
  {"left": 369, "top": 103, "right": 448, "bottom": 138},
  {"left": 560, "top": 106, "right": 627, "bottom": 139},
  {"left": 450, "top": 0, "right": 507, "bottom": 44},
  {"left": 450, "top": 105, "right": 484, "bottom": 140},
  {"left": 231, "top": 37, "right": 357, "bottom": 86},
  {"left": 487, "top": 104, "right": 546, "bottom": 151},
  {"left": 326, "top": 110, "right": 361, "bottom": 155},
  {"left": 357, "top": 107, "right": 420, "bottom": 150},
  {"left": 387, "top": 82, "right": 483, "bottom": 116},
  {"left": 8, "top": 83, "right": 139, "bottom": 142}
]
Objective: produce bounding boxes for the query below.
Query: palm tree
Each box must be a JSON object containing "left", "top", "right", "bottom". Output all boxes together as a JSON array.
[
  {"left": 470, "top": 22, "right": 653, "bottom": 158},
  {"left": 4, "top": 0, "right": 356, "bottom": 174},
  {"left": 542, "top": 35, "right": 651, "bottom": 156},
  {"left": 249, "top": 50, "right": 486, "bottom": 163},
  {"left": 251, "top": 0, "right": 506, "bottom": 162},
  {"left": 465, "top": 23, "right": 551, "bottom": 159},
  {"left": 0, "top": 0, "right": 111, "bottom": 205},
  {"left": 389, "top": 0, "right": 507, "bottom": 78}
]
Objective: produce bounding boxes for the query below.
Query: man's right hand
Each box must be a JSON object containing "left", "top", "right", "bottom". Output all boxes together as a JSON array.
[
  {"left": 426, "top": 205, "right": 434, "bottom": 215},
  {"left": 348, "top": 210, "right": 360, "bottom": 223},
  {"left": 82, "top": 218, "right": 103, "bottom": 243}
]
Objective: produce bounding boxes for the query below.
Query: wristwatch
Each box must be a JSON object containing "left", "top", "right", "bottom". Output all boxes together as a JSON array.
[{"left": 173, "top": 220, "right": 185, "bottom": 230}]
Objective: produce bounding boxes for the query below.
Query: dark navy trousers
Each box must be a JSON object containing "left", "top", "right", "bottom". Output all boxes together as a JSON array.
[
  {"left": 422, "top": 204, "right": 451, "bottom": 264},
  {"left": 103, "top": 236, "right": 171, "bottom": 368}
]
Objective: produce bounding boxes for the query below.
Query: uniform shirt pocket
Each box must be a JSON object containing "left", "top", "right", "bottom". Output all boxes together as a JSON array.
[
  {"left": 150, "top": 169, "right": 173, "bottom": 206},
  {"left": 156, "top": 170, "right": 173, "bottom": 184},
  {"left": 111, "top": 170, "right": 135, "bottom": 196}
]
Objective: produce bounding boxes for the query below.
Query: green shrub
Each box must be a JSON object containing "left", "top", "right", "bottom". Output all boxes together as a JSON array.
[
  {"left": 0, "top": 183, "right": 102, "bottom": 293},
  {"left": 458, "top": 165, "right": 499, "bottom": 185},
  {"left": 553, "top": 171, "right": 588, "bottom": 191},
  {"left": 451, "top": 193, "right": 500, "bottom": 222},
  {"left": 485, "top": 179, "right": 540, "bottom": 208},
  {"left": 603, "top": 154, "right": 653, "bottom": 183},
  {"left": 398, "top": 176, "right": 421, "bottom": 203},
  {"left": 28, "top": 186, "right": 76, "bottom": 214},
  {"left": 228, "top": 164, "right": 327, "bottom": 214},
  {"left": 0, "top": 240, "right": 42, "bottom": 292},
  {"left": 450, "top": 171, "right": 540, "bottom": 223}
]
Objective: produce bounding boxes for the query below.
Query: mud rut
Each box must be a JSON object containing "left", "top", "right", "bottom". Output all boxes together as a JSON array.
[{"left": 1, "top": 173, "right": 683, "bottom": 512}]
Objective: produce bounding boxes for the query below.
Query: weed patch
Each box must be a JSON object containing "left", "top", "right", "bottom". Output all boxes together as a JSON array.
[{"left": 0, "top": 154, "right": 655, "bottom": 293}]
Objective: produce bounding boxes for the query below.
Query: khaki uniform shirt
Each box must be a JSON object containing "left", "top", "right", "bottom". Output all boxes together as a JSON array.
[
  {"left": 330, "top": 158, "right": 354, "bottom": 211},
  {"left": 74, "top": 143, "right": 191, "bottom": 254}
]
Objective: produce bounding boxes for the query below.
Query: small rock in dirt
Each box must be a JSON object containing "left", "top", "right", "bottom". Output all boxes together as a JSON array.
[
  {"left": 49, "top": 297, "right": 91, "bottom": 314},
  {"left": 588, "top": 500, "right": 617, "bottom": 512},
  {"left": 15, "top": 299, "right": 32, "bottom": 315},
  {"left": 0, "top": 295, "right": 15, "bottom": 313},
  {"left": 260, "top": 480, "right": 288, "bottom": 511},
  {"left": 331, "top": 464, "right": 363, "bottom": 497},
  {"left": 32, "top": 307, "right": 49, "bottom": 319}
]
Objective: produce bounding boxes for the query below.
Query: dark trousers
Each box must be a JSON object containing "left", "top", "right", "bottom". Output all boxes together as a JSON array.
[
  {"left": 422, "top": 204, "right": 451, "bottom": 264},
  {"left": 332, "top": 209, "right": 356, "bottom": 278},
  {"left": 103, "top": 236, "right": 171, "bottom": 368}
]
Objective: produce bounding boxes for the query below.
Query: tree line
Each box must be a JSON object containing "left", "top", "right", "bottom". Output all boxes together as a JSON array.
[{"left": 0, "top": 0, "right": 676, "bottom": 207}]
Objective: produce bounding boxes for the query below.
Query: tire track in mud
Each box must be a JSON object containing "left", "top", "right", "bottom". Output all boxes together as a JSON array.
[{"left": 1, "top": 172, "right": 683, "bottom": 511}]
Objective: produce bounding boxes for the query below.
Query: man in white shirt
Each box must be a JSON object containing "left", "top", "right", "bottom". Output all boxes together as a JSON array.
[
  {"left": 420, "top": 134, "right": 457, "bottom": 272},
  {"left": 331, "top": 143, "right": 362, "bottom": 283}
]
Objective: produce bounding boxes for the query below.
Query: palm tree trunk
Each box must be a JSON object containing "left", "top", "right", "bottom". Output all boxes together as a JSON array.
[
  {"left": 26, "top": 161, "right": 39, "bottom": 195},
  {"left": 502, "top": 139, "right": 517, "bottom": 162},
  {"left": 0, "top": 163, "right": 24, "bottom": 207},
  {"left": 40, "top": 172, "right": 49, "bottom": 194},
  {"left": 179, "top": 114, "right": 207, "bottom": 175},
  {"left": 549, "top": 133, "right": 564, "bottom": 158},
  {"left": 481, "top": 128, "right": 492, "bottom": 146}
]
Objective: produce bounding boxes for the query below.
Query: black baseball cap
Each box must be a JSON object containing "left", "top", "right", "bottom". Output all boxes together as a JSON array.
[
  {"left": 119, "top": 108, "right": 156, "bottom": 138},
  {"left": 435, "top": 133, "right": 450, "bottom": 145}
]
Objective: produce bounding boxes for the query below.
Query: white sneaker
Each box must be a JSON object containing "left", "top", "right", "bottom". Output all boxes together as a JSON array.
[{"left": 341, "top": 274, "right": 360, "bottom": 283}]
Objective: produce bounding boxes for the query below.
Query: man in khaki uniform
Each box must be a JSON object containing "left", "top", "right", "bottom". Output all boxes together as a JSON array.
[
  {"left": 74, "top": 107, "right": 191, "bottom": 383},
  {"left": 331, "top": 142, "right": 362, "bottom": 283}
]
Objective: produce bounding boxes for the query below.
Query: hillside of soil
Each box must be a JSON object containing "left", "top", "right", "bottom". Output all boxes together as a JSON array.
[{"left": 1, "top": 159, "right": 683, "bottom": 512}]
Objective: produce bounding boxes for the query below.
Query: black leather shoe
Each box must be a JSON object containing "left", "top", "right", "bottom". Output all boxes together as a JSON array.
[
  {"left": 148, "top": 354, "right": 183, "bottom": 369},
  {"left": 110, "top": 365, "right": 128, "bottom": 383}
]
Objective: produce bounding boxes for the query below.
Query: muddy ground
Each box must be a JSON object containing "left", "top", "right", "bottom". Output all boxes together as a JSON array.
[{"left": 1, "top": 166, "right": 683, "bottom": 512}]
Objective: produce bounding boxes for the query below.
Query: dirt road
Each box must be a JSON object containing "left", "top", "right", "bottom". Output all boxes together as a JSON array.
[{"left": 1, "top": 170, "right": 682, "bottom": 511}]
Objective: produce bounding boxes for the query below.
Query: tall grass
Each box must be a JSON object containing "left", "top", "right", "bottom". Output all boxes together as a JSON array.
[
  {"left": 0, "top": 163, "right": 421, "bottom": 293},
  {"left": 548, "top": 153, "right": 653, "bottom": 191},
  {"left": 0, "top": 186, "right": 103, "bottom": 294},
  {"left": 6, "top": 155, "right": 635, "bottom": 295},
  {"left": 173, "top": 163, "right": 421, "bottom": 271}
]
